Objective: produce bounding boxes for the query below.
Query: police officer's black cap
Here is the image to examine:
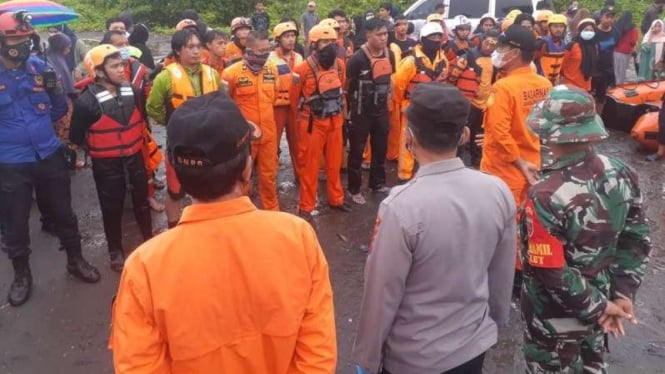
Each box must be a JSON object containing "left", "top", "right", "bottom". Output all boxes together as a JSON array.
[
  {"left": 167, "top": 91, "right": 259, "bottom": 170},
  {"left": 498, "top": 24, "right": 537, "bottom": 51},
  {"left": 406, "top": 83, "right": 470, "bottom": 133}
]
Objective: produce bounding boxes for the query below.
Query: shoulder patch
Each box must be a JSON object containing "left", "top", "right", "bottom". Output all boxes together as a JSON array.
[{"left": 524, "top": 199, "right": 565, "bottom": 268}]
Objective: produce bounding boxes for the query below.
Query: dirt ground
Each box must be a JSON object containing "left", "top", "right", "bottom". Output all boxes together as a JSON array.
[{"left": 1, "top": 34, "right": 664, "bottom": 374}]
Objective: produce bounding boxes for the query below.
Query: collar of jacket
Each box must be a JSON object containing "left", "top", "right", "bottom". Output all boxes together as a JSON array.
[
  {"left": 179, "top": 196, "right": 257, "bottom": 224},
  {"left": 507, "top": 65, "right": 533, "bottom": 76},
  {"left": 415, "top": 157, "right": 465, "bottom": 178},
  {"left": 544, "top": 147, "right": 595, "bottom": 171}
]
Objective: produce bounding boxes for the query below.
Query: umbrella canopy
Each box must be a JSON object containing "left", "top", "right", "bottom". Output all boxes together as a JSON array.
[{"left": 0, "top": 0, "right": 79, "bottom": 27}]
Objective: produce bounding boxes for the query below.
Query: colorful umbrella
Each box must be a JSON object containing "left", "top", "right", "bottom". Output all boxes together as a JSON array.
[{"left": 0, "top": 0, "right": 79, "bottom": 27}]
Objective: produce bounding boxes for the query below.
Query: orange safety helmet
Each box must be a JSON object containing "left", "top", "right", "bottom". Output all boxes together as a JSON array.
[
  {"left": 308, "top": 24, "right": 337, "bottom": 44},
  {"left": 230, "top": 17, "right": 252, "bottom": 33},
  {"left": 319, "top": 18, "right": 340, "bottom": 30},
  {"left": 273, "top": 22, "right": 298, "bottom": 39},
  {"left": 0, "top": 11, "right": 35, "bottom": 38},
  {"left": 176, "top": 18, "right": 197, "bottom": 31},
  {"left": 83, "top": 44, "right": 120, "bottom": 78}
]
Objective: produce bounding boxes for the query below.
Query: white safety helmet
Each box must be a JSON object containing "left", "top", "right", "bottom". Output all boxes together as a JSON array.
[
  {"left": 420, "top": 22, "right": 444, "bottom": 38},
  {"left": 452, "top": 15, "right": 471, "bottom": 30}
]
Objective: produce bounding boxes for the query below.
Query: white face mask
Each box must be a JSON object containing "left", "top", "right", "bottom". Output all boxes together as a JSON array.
[
  {"left": 119, "top": 47, "right": 130, "bottom": 61},
  {"left": 491, "top": 50, "right": 507, "bottom": 68},
  {"left": 580, "top": 30, "right": 595, "bottom": 41}
]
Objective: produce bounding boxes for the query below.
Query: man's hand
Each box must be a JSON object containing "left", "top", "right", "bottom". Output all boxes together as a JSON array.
[
  {"left": 474, "top": 133, "right": 484, "bottom": 148},
  {"left": 614, "top": 298, "right": 638, "bottom": 325},
  {"left": 598, "top": 301, "right": 634, "bottom": 337},
  {"left": 515, "top": 158, "right": 540, "bottom": 185}
]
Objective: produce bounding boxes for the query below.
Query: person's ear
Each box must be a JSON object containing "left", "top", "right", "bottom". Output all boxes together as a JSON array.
[
  {"left": 242, "top": 154, "right": 252, "bottom": 183},
  {"left": 458, "top": 126, "right": 471, "bottom": 146}
]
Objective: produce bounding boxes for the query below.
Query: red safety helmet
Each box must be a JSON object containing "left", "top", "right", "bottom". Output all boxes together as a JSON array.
[{"left": 0, "top": 11, "right": 36, "bottom": 38}]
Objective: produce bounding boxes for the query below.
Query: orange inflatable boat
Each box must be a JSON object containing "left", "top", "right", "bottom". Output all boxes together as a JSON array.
[
  {"left": 602, "top": 81, "right": 664, "bottom": 132},
  {"left": 631, "top": 112, "right": 660, "bottom": 152}
]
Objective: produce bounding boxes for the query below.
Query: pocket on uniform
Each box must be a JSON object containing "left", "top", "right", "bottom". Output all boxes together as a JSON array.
[
  {"left": 30, "top": 92, "right": 51, "bottom": 115},
  {"left": 0, "top": 92, "right": 14, "bottom": 119}
]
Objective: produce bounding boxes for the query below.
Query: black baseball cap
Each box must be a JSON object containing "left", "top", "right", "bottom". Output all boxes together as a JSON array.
[
  {"left": 406, "top": 83, "right": 470, "bottom": 133},
  {"left": 167, "top": 91, "right": 260, "bottom": 171},
  {"left": 498, "top": 24, "right": 537, "bottom": 51},
  {"left": 600, "top": 6, "right": 616, "bottom": 15}
]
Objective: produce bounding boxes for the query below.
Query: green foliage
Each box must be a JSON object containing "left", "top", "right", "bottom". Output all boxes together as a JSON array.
[{"left": 41, "top": 0, "right": 656, "bottom": 32}]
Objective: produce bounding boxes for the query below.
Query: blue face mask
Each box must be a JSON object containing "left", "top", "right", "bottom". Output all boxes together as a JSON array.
[{"left": 119, "top": 47, "right": 130, "bottom": 61}]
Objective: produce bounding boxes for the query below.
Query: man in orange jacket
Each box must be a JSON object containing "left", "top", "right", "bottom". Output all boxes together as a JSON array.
[
  {"left": 392, "top": 22, "right": 449, "bottom": 182},
  {"left": 480, "top": 25, "right": 552, "bottom": 292},
  {"left": 226, "top": 17, "right": 252, "bottom": 66},
  {"left": 110, "top": 91, "right": 337, "bottom": 373},
  {"left": 223, "top": 31, "right": 280, "bottom": 211},
  {"left": 290, "top": 24, "right": 352, "bottom": 220},
  {"left": 269, "top": 22, "right": 303, "bottom": 181}
]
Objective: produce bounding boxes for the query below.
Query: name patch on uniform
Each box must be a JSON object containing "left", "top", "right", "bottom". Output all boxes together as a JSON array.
[
  {"left": 237, "top": 76, "right": 253, "bottom": 87},
  {"left": 262, "top": 73, "right": 275, "bottom": 83},
  {"left": 34, "top": 75, "right": 43, "bottom": 86},
  {"left": 522, "top": 87, "right": 549, "bottom": 106},
  {"left": 524, "top": 200, "right": 565, "bottom": 268}
]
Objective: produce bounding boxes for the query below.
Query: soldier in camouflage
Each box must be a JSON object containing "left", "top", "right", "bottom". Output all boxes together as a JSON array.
[{"left": 520, "top": 85, "right": 652, "bottom": 373}]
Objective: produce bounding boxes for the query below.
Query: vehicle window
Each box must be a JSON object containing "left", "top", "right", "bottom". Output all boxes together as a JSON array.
[
  {"left": 448, "top": 1, "right": 487, "bottom": 18},
  {"left": 407, "top": 0, "right": 440, "bottom": 19},
  {"left": 496, "top": 0, "right": 534, "bottom": 18}
]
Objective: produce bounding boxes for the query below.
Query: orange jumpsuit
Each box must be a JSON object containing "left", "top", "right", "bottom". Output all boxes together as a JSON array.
[
  {"left": 109, "top": 197, "right": 337, "bottom": 373},
  {"left": 225, "top": 41, "right": 245, "bottom": 66},
  {"left": 392, "top": 45, "right": 449, "bottom": 180},
  {"left": 480, "top": 66, "right": 551, "bottom": 269},
  {"left": 269, "top": 48, "right": 303, "bottom": 180},
  {"left": 223, "top": 62, "right": 280, "bottom": 211},
  {"left": 386, "top": 42, "right": 408, "bottom": 161},
  {"left": 202, "top": 55, "right": 225, "bottom": 77},
  {"left": 290, "top": 57, "right": 346, "bottom": 213},
  {"left": 561, "top": 42, "right": 592, "bottom": 91}
]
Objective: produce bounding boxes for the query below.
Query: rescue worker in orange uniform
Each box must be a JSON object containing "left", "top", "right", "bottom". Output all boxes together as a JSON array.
[
  {"left": 99, "top": 30, "right": 165, "bottom": 212},
  {"left": 392, "top": 22, "right": 449, "bottom": 182},
  {"left": 225, "top": 17, "right": 252, "bottom": 66},
  {"left": 269, "top": 22, "right": 303, "bottom": 181},
  {"left": 70, "top": 45, "right": 152, "bottom": 272},
  {"left": 480, "top": 25, "right": 552, "bottom": 290},
  {"left": 160, "top": 18, "right": 209, "bottom": 68},
  {"left": 426, "top": 13, "right": 449, "bottom": 44},
  {"left": 290, "top": 24, "right": 352, "bottom": 220},
  {"left": 562, "top": 18, "right": 598, "bottom": 92},
  {"left": 329, "top": 9, "right": 355, "bottom": 58},
  {"left": 386, "top": 15, "right": 417, "bottom": 161},
  {"left": 202, "top": 29, "right": 229, "bottom": 76},
  {"left": 110, "top": 91, "right": 337, "bottom": 373},
  {"left": 147, "top": 29, "right": 221, "bottom": 228},
  {"left": 346, "top": 18, "right": 396, "bottom": 205},
  {"left": 444, "top": 15, "right": 473, "bottom": 62},
  {"left": 319, "top": 18, "right": 349, "bottom": 61},
  {"left": 535, "top": 14, "right": 568, "bottom": 85},
  {"left": 223, "top": 30, "right": 280, "bottom": 211},
  {"left": 535, "top": 10, "right": 554, "bottom": 37},
  {"left": 447, "top": 31, "right": 499, "bottom": 167}
]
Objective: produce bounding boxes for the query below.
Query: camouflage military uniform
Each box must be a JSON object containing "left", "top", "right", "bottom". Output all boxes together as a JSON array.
[{"left": 520, "top": 85, "right": 652, "bottom": 373}]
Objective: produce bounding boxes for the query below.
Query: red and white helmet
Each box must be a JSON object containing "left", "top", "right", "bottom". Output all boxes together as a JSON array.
[{"left": 0, "top": 11, "right": 35, "bottom": 38}]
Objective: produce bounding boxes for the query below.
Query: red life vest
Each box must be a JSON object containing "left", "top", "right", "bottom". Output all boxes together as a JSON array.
[
  {"left": 406, "top": 56, "right": 447, "bottom": 98},
  {"left": 86, "top": 84, "right": 145, "bottom": 159},
  {"left": 448, "top": 53, "right": 481, "bottom": 101},
  {"left": 128, "top": 58, "right": 149, "bottom": 95}
]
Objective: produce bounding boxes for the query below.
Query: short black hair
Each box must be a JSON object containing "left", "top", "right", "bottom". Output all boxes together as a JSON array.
[
  {"left": 246, "top": 30, "right": 269, "bottom": 46},
  {"left": 379, "top": 2, "right": 392, "bottom": 11},
  {"left": 514, "top": 13, "right": 535, "bottom": 27},
  {"left": 394, "top": 15, "right": 407, "bottom": 22},
  {"left": 176, "top": 147, "right": 249, "bottom": 201},
  {"left": 519, "top": 49, "right": 535, "bottom": 63},
  {"left": 171, "top": 29, "right": 199, "bottom": 57},
  {"left": 101, "top": 30, "right": 126, "bottom": 45},
  {"left": 409, "top": 122, "right": 463, "bottom": 153},
  {"left": 482, "top": 30, "right": 500, "bottom": 40},
  {"left": 363, "top": 17, "right": 388, "bottom": 33},
  {"left": 280, "top": 16, "right": 300, "bottom": 29},
  {"left": 328, "top": 9, "right": 347, "bottom": 19},
  {"left": 434, "top": 2, "right": 446, "bottom": 10},
  {"left": 181, "top": 9, "right": 199, "bottom": 21},
  {"left": 105, "top": 16, "right": 127, "bottom": 30},
  {"left": 204, "top": 29, "right": 230, "bottom": 44}
]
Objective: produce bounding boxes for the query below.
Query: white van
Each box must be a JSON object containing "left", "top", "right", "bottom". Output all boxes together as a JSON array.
[{"left": 404, "top": 0, "right": 539, "bottom": 36}]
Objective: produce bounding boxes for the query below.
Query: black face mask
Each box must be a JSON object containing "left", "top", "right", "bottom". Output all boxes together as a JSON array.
[
  {"left": 421, "top": 38, "right": 440, "bottom": 57},
  {"left": 316, "top": 44, "right": 337, "bottom": 69},
  {"left": 1, "top": 40, "right": 31, "bottom": 64}
]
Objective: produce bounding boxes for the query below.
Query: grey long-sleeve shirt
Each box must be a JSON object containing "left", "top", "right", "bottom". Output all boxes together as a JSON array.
[{"left": 352, "top": 158, "right": 516, "bottom": 374}]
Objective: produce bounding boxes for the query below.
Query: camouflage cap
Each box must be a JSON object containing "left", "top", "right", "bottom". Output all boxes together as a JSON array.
[{"left": 528, "top": 84, "right": 609, "bottom": 145}]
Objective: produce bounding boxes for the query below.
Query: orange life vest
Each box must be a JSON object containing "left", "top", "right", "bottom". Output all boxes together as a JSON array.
[
  {"left": 225, "top": 41, "right": 245, "bottom": 66},
  {"left": 303, "top": 56, "right": 343, "bottom": 120},
  {"left": 355, "top": 45, "right": 393, "bottom": 113},
  {"left": 448, "top": 53, "right": 481, "bottom": 100},
  {"left": 406, "top": 56, "right": 448, "bottom": 98},
  {"left": 538, "top": 37, "right": 566, "bottom": 85},
  {"left": 269, "top": 48, "right": 303, "bottom": 107},
  {"left": 142, "top": 126, "right": 162, "bottom": 171},
  {"left": 445, "top": 38, "right": 471, "bottom": 62},
  {"left": 164, "top": 63, "right": 219, "bottom": 118},
  {"left": 86, "top": 85, "right": 144, "bottom": 159}
]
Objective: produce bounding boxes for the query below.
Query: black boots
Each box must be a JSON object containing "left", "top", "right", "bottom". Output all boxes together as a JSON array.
[
  {"left": 109, "top": 251, "right": 125, "bottom": 273},
  {"left": 66, "top": 255, "right": 101, "bottom": 283},
  {"left": 8, "top": 256, "right": 32, "bottom": 307}
]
